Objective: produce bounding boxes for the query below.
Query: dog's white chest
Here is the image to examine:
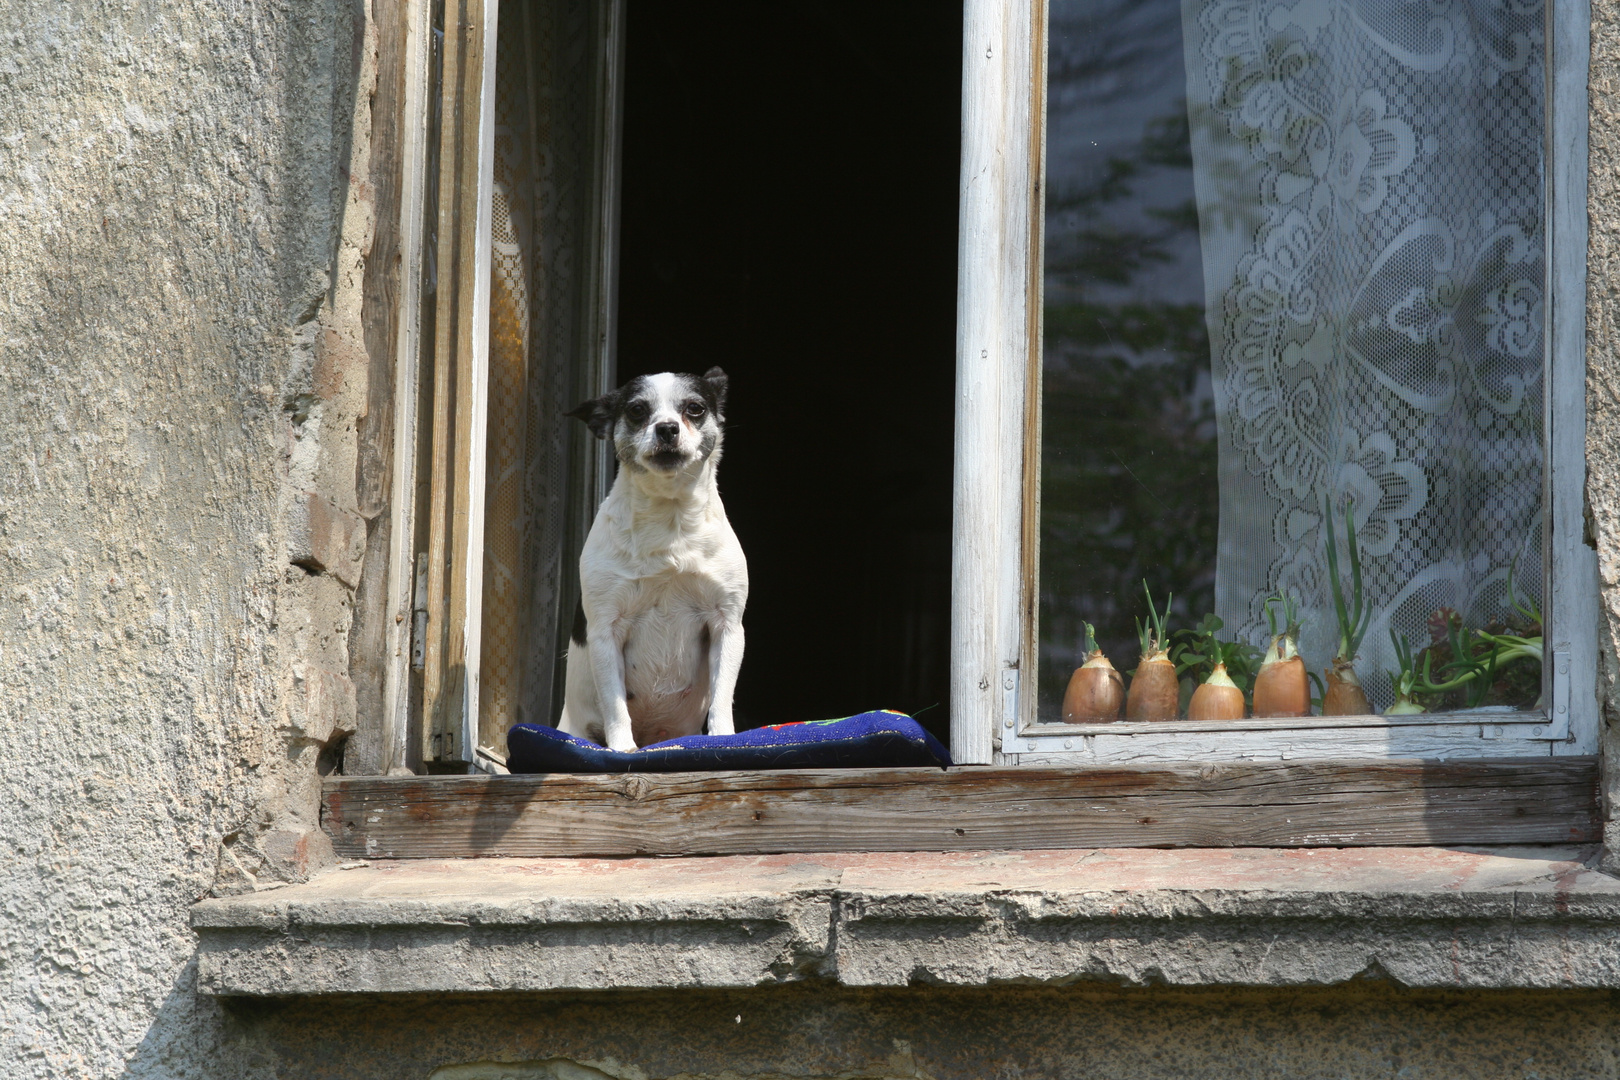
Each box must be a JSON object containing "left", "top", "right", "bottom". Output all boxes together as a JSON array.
[{"left": 618, "top": 574, "right": 717, "bottom": 743}]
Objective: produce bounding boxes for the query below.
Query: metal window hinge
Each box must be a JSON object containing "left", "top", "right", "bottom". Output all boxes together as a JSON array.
[
  {"left": 431, "top": 731, "right": 456, "bottom": 760},
  {"left": 1536, "top": 647, "right": 1573, "bottom": 741},
  {"left": 410, "top": 552, "right": 429, "bottom": 673},
  {"left": 1000, "top": 667, "right": 1019, "bottom": 747}
]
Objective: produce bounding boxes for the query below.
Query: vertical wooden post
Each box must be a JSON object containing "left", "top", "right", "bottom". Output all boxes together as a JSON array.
[
  {"left": 422, "top": 0, "right": 498, "bottom": 765},
  {"left": 585, "top": 0, "right": 626, "bottom": 512},
  {"left": 952, "top": 0, "right": 1036, "bottom": 764},
  {"left": 375, "top": 0, "right": 434, "bottom": 775},
  {"left": 1547, "top": 0, "right": 1599, "bottom": 754}
]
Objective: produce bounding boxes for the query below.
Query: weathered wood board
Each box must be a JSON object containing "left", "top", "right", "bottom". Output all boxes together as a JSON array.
[{"left": 324, "top": 758, "right": 1600, "bottom": 859}]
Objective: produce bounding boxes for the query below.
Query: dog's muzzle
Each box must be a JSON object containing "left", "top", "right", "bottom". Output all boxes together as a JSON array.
[{"left": 648, "top": 450, "right": 686, "bottom": 471}]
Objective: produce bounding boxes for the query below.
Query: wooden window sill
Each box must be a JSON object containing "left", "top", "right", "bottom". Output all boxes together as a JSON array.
[{"left": 324, "top": 758, "right": 1599, "bottom": 860}]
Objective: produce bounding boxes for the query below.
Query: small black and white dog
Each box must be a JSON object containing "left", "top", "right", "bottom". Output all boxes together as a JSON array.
[{"left": 557, "top": 368, "right": 748, "bottom": 751}]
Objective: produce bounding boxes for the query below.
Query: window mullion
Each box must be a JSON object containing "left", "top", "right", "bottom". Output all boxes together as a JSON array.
[
  {"left": 421, "top": 0, "right": 498, "bottom": 767},
  {"left": 953, "top": 0, "right": 1037, "bottom": 765},
  {"left": 1547, "top": 0, "right": 1599, "bottom": 754}
]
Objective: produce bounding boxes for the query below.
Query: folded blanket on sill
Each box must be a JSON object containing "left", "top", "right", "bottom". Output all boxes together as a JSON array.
[{"left": 504, "top": 710, "right": 951, "bottom": 773}]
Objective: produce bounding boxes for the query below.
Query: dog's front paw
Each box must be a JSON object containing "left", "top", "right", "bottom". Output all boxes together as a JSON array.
[
  {"left": 602, "top": 711, "right": 638, "bottom": 753},
  {"left": 706, "top": 711, "right": 736, "bottom": 737}
]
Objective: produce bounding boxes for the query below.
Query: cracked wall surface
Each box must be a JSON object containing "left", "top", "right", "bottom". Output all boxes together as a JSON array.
[{"left": 1590, "top": 3, "right": 1620, "bottom": 847}]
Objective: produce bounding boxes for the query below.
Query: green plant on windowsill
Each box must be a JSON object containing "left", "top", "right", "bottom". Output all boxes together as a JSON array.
[
  {"left": 1385, "top": 569, "right": 1544, "bottom": 715},
  {"left": 1322, "top": 496, "right": 1373, "bottom": 715},
  {"left": 1170, "top": 613, "right": 1264, "bottom": 717}
]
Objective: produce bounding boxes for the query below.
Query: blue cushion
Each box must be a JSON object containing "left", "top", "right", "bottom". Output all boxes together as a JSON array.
[{"left": 505, "top": 710, "right": 951, "bottom": 773}]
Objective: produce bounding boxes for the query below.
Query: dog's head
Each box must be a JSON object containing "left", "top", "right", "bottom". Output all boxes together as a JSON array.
[{"left": 566, "top": 368, "right": 729, "bottom": 475}]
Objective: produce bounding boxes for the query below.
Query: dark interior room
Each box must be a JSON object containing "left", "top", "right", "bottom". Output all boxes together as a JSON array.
[{"left": 615, "top": 1, "right": 964, "bottom": 745}]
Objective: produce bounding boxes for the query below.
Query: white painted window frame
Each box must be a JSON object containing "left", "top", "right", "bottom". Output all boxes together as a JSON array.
[{"left": 949, "top": 0, "right": 1599, "bottom": 765}]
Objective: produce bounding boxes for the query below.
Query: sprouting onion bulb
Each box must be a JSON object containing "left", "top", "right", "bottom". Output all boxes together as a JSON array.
[
  {"left": 1323, "top": 658, "right": 1371, "bottom": 716},
  {"left": 1062, "top": 622, "right": 1124, "bottom": 722},
  {"left": 1188, "top": 662, "right": 1245, "bottom": 721},
  {"left": 1322, "top": 497, "right": 1373, "bottom": 716},
  {"left": 1252, "top": 592, "right": 1310, "bottom": 718},
  {"left": 1385, "top": 629, "right": 1427, "bottom": 715},
  {"left": 1126, "top": 582, "right": 1179, "bottom": 722}
]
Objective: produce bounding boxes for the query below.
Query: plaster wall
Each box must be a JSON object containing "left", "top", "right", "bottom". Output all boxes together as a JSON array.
[
  {"left": 3, "top": 2, "right": 1620, "bottom": 1080},
  {"left": 0, "top": 0, "right": 372, "bottom": 1073},
  {"left": 1589, "top": 2, "right": 1620, "bottom": 836}
]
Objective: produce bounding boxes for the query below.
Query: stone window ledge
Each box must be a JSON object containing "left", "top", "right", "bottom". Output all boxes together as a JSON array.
[{"left": 191, "top": 846, "right": 1620, "bottom": 996}]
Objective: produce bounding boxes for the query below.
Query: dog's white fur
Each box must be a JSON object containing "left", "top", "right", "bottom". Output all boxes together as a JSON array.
[{"left": 557, "top": 370, "right": 747, "bottom": 751}]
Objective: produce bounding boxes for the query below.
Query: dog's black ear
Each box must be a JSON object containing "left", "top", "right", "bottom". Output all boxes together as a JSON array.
[
  {"left": 565, "top": 389, "right": 620, "bottom": 440},
  {"left": 701, "top": 366, "right": 728, "bottom": 418}
]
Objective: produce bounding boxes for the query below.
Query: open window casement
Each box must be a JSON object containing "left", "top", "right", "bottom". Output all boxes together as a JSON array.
[
  {"left": 385, "top": 0, "right": 1597, "bottom": 775},
  {"left": 385, "top": 0, "right": 623, "bottom": 771},
  {"left": 415, "top": 0, "right": 499, "bottom": 768},
  {"left": 952, "top": 0, "right": 1599, "bottom": 765}
]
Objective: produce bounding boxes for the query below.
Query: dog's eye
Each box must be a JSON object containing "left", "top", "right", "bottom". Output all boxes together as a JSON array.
[
  {"left": 683, "top": 401, "right": 706, "bottom": 419},
  {"left": 625, "top": 402, "right": 649, "bottom": 423}
]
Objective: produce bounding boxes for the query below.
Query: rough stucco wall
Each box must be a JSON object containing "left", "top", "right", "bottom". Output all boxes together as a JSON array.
[
  {"left": 1591, "top": 4, "right": 1620, "bottom": 845},
  {"left": 0, "top": 0, "right": 371, "bottom": 1074},
  {"left": 218, "top": 985, "right": 1620, "bottom": 1080}
]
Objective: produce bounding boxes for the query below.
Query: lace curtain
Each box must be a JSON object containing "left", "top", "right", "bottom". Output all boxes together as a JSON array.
[
  {"left": 481, "top": 0, "right": 601, "bottom": 755},
  {"left": 1181, "top": 0, "right": 1546, "bottom": 707}
]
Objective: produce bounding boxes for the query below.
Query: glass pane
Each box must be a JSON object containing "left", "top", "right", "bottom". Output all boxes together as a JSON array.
[{"left": 1036, "top": 0, "right": 1546, "bottom": 723}]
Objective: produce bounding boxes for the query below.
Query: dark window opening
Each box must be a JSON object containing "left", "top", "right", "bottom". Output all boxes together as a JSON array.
[{"left": 616, "top": 1, "right": 964, "bottom": 746}]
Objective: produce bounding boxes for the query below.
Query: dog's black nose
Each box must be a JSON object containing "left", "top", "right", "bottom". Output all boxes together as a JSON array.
[{"left": 654, "top": 421, "right": 678, "bottom": 444}]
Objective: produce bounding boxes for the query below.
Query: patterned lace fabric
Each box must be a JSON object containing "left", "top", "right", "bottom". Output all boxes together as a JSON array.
[
  {"left": 482, "top": 3, "right": 535, "bottom": 754},
  {"left": 481, "top": 0, "right": 600, "bottom": 755},
  {"left": 1182, "top": 0, "right": 1545, "bottom": 706}
]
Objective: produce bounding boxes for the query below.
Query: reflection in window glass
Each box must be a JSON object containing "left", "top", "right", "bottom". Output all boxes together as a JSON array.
[{"left": 1037, "top": 0, "right": 1546, "bottom": 722}]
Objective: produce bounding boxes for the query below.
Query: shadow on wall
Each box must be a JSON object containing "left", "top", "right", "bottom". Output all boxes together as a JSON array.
[
  {"left": 426, "top": 1055, "right": 924, "bottom": 1080},
  {"left": 143, "top": 982, "right": 1620, "bottom": 1079},
  {"left": 116, "top": 959, "right": 233, "bottom": 1079},
  {"left": 429, "top": 1063, "right": 621, "bottom": 1080}
]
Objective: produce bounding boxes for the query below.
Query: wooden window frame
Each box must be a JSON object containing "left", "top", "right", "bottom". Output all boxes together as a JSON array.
[
  {"left": 380, "top": 0, "right": 623, "bottom": 772},
  {"left": 378, "top": 0, "right": 503, "bottom": 771},
  {"left": 336, "top": 0, "right": 1604, "bottom": 857},
  {"left": 375, "top": 0, "right": 442, "bottom": 775},
  {"left": 948, "top": 0, "right": 1600, "bottom": 766}
]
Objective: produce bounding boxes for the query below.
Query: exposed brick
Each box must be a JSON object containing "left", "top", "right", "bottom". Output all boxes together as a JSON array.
[
  {"left": 291, "top": 664, "right": 358, "bottom": 745},
  {"left": 289, "top": 492, "right": 367, "bottom": 589}
]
